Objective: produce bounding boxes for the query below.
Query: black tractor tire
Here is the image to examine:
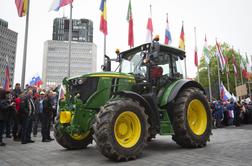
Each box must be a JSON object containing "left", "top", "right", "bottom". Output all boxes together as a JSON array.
[
  {"left": 54, "top": 117, "right": 93, "bottom": 150},
  {"left": 93, "top": 99, "right": 149, "bottom": 161},
  {"left": 171, "top": 87, "right": 212, "bottom": 148}
]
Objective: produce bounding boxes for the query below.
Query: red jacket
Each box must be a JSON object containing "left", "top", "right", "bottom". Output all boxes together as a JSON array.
[{"left": 15, "top": 97, "right": 21, "bottom": 111}]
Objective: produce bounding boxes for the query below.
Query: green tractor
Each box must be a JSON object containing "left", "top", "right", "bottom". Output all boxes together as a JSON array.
[{"left": 54, "top": 37, "right": 212, "bottom": 161}]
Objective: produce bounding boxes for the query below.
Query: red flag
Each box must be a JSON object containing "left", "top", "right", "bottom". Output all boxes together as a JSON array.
[
  {"left": 127, "top": 0, "right": 134, "bottom": 48},
  {"left": 146, "top": 5, "right": 153, "bottom": 42},
  {"left": 4, "top": 64, "right": 10, "bottom": 91},
  {"left": 99, "top": 0, "right": 108, "bottom": 35},
  {"left": 194, "top": 48, "right": 198, "bottom": 67},
  {"left": 60, "top": 0, "right": 73, "bottom": 7}
]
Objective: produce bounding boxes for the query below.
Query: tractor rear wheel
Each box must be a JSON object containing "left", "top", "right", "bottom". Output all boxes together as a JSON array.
[
  {"left": 172, "top": 87, "right": 212, "bottom": 148},
  {"left": 54, "top": 118, "right": 93, "bottom": 149},
  {"left": 93, "top": 99, "right": 149, "bottom": 161}
]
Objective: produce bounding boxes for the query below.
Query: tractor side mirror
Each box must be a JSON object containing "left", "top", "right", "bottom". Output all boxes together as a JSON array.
[{"left": 102, "top": 55, "right": 111, "bottom": 71}]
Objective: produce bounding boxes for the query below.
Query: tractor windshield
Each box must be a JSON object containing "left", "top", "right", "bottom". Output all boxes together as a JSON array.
[
  {"left": 121, "top": 52, "right": 146, "bottom": 75},
  {"left": 121, "top": 50, "right": 183, "bottom": 78}
]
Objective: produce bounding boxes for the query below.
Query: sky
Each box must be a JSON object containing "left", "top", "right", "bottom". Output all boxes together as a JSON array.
[{"left": 0, "top": 0, "right": 252, "bottom": 85}]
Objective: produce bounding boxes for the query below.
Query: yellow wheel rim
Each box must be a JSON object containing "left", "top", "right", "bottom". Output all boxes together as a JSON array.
[
  {"left": 114, "top": 111, "right": 141, "bottom": 148},
  {"left": 187, "top": 99, "right": 207, "bottom": 136},
  {"left": 70, "top": 131, "right": 90, "bottom": 141}
]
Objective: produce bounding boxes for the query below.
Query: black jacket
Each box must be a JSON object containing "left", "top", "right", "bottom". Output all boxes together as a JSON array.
[
  {"left": 20, "top": 96, "right": 35, "bottom": 118},
  {"left": 0, "top": 100, "right": 9, "bottom": 121}
]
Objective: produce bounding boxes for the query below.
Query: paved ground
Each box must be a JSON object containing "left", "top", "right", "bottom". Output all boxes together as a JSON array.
[{"left": 0, "top": 125, "right": 252, "bottom": 166}]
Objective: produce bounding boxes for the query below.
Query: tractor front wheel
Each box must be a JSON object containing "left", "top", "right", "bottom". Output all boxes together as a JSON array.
[
  {"left": 93, "top": 99, "right": 149, "bottom": 161},
  {"left": 172, "top": 87, "right": 212, "bottom": 148},
  {"left": 54, "top": 118, "right": 93, "bottom": 149}
]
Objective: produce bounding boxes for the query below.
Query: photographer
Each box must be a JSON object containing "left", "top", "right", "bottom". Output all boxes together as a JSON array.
[{"left": 0, "top": 88, "right": 13, "bottom": 146}]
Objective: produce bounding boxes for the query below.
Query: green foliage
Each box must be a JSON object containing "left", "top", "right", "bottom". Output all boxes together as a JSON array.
[{"left": 197, "top": 42, "right": 244, "bottom": 98}]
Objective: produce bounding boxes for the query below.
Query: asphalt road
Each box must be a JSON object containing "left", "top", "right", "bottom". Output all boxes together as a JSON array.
[{"left": 0, "top": 125, "right": 252, "bottom": 166}]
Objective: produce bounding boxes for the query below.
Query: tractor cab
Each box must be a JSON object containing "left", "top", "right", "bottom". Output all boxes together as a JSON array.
[{"left": 105, "top": 37, "right": 185, "bottom": 79}]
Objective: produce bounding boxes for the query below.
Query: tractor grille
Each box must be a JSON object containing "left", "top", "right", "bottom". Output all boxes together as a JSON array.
[{"left": 69, "top": 77, "right": 99, "bottom": 103}]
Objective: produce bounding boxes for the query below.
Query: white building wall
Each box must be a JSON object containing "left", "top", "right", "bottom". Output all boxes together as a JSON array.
[{"left": 42, "top": 40, "right": 97, "bottom": 88}]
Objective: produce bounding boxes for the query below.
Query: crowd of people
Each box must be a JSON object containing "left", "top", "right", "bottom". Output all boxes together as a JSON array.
[
  {"left": 2, "top": 83, "right": 252, "bottom": 146},
  {"left": 0, "top": 83, "right": 58, "bottom": 146},
  {"left": 210, "top": 98, "right": 252, "bottom": 128}
]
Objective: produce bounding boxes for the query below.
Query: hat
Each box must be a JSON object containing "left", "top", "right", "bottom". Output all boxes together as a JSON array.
[{"left": 40, "top": 91, "right": 45, "bottom": 95}]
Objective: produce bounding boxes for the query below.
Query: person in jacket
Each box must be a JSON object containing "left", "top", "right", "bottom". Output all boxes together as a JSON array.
[
  {"left": 41, "top": 91, "right": 54, "bottom": 142},
  {"left": 0, "top": 88, "right": 13, "bottom": 146},
  {"left": 214, "top": 100, "right": 224, "bottom": 128},
  {"left": 20, "top": 89, "right": 35, "bottom": 144},
  {"left": 234, "top": 101, "right": 243, "bottom": 126},
  {"left": 33, "top": 91, "right": 45, "bottom": 138}
]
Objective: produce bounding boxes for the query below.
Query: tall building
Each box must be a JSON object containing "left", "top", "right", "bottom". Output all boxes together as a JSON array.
[
  {"left": 0, "top": 18, "right": 18, "bottom": 87},
  {"left": 42, "top": 40, "right": 97, "bottom": 87},
  {"left": 42, "top": 17, "right": 97, "bottom": 88},
  {"left": 52, "top": 17, "right": 93, "bottom": 42}
]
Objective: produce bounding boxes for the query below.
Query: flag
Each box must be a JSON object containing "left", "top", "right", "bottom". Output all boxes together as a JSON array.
[
  {"left": 203, "top": 35, "right": 210, "bottom": 65},
  {"left": 35, "top": 76, "right": 43, "bottom": 87},
  {"left": 49, "top": 0, "right": 73, "bottom": 11},
  {"left": 194, "top": 45, "right": 198, "bottom": 67},
  {"left": 3, "top": 63, "right": 10, "bottom": 91},
  {"left": 215, "top": 41, "right": 226, "bottom": 71},
  {"left": 56, "top": 84, "right": 65, "bottom": 114},
  {"left": 178, "top": 23, "right": 185, "bottom": 50},
  {"left": 245, "top": 53, "right": 251, "bottom": 73},
  {"left": 127, "top": 0, "right": 134, "bottom": 48},
  {"left": 100, "top": 0, "right": 108, "bottom": 35},
  {"left": 146, "top": 5, "right": 153, "bottom": 42},
  {"left": 29, "top": 75, "right": 43, "bottom": 87},
  {"left": 232, "top": 49, "right": 238, "bottom": 77},
  {"left": 164, "top": 14, "right": 172, "bottom": 45},
  {"left": 15, "top": 0, "right": 28, "bottom": 17},
  {"left": 220, "top": 82, "right": 232, "bottom": 101},
  {"left": 240, "top": 54, "right": 249, "bottom": 79}
]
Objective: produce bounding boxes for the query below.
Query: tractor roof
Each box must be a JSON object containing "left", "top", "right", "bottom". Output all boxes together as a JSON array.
[{"left": 120, "top": 43, "right": 186, "bottom": 60}]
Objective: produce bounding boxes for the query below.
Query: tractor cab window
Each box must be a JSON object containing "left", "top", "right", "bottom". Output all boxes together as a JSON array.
[
  {"left": 121, "top": 52, "right": 147, "bottom": 76},
  {"left": 151, "top": 51, "right": 171, "bottom": 77}
]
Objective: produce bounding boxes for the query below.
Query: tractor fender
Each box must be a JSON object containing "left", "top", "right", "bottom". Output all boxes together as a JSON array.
[
  {"left": 159, "top": 79, "right": 205, "bottom": 107},
  {"left": 115, "top": 91, "right": 160, "bottom": 131}
]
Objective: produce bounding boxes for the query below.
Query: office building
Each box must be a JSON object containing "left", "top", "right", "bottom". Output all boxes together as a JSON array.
[
  {"left": 52, "top": 17, "right": 93, "bottom": 42},
  {"left": 0, "top": 18, "right": 18, "bottom": 87},
  {"left": 42, "top": 40, "right": 97, "bottom": 87}
]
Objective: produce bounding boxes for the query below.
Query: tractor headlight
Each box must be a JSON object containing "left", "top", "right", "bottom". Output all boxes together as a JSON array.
[{"left": 59, "top": 111, "right": 72, "bottom": 124}]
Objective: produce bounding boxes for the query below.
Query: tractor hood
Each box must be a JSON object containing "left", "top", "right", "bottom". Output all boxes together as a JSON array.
[{"left": 67, "top": 72, "right": 135, "bottom": 81}]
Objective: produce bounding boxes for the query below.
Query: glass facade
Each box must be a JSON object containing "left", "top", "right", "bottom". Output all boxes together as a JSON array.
[{"left": 52, "top": 17, "right": 93, "bottom": 43}]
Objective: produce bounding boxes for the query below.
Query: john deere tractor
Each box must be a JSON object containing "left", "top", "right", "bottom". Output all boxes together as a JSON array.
[{"left": 54, "top": 37, "right": 212, "bottom": 161}]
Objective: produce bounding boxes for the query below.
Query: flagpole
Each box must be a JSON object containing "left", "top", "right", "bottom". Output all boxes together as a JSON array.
[
  {"left": 226, "top": 71, "right": 230, "bottom": 91},
  {"left": 238, "top": 49, "right": 244, "bottom": 85},
  {"left": 21, "top": 0, "right": 30, "bottom": 90},
  {"left": 216, "top": 38, "right": 221, "bottom": 99},
  {"left": 67, "top": 2, "right": 73, "bottom": 78},
  {"left": 232, "top": 46, "right": 238, "bottom": 89},
  {"left": 234, "top": 74, "right": 237, "bottom": 88},
  {"left": 150, "top": 4, "right": 153, "bottom": 41},
  {"left": 194, "top": 27, "right": 199, "bottom": 82},
  {"left": 103, "top": 35, "right": 106, "bottom": 65},
  {"left": 208, "top": 64, "right": 212, "bottom": 101}
]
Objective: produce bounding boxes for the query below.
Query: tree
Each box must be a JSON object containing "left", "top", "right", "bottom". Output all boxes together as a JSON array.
[{"left": 197, "top": 42, "right": 244, "bottom": 99}]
